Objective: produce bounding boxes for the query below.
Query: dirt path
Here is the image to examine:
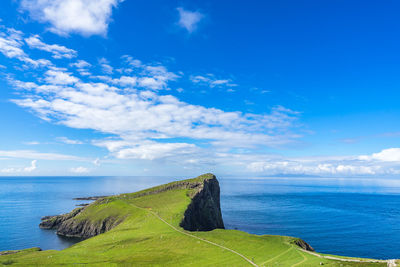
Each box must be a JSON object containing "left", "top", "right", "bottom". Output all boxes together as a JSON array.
[
  {"left": 130, "top": 204, "right": 258, "bottom": 267},
  {"left": 130, "top": 203, "right": 396, "bottom": 267},
  {"left": 260, "top": 247, "right": 293, "bottom": 266},
  {"left": 300, "top": 248, "right": 391, "bottom": 266},
  {"left": 291, "top": 250, "right": 307, "bottom": 267}
]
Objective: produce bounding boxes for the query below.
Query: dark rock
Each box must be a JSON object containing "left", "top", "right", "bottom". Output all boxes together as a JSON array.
[
  {"left": 39, "top": 207, "right": 84, "bottom": 230},
  {"left": 76, "top": 203, "right": 89, "bottom": 207},
  {"left": 39, "top": 206, "right": 122, "bottom": 239},
  {"left": 55, "top": 216, "right": 120, "bottom": 238},
  {"left": 0, "top": 248, "right": 41, "bottom": 256},
  {"left": 293, "top": 238, "right": 314, "bottom": 251},
  {"left": 73, "top": 196, "right": 107, "bottom": 200},
  {"left": 179, "top": 175, "right": 225, "bottom": 231}
]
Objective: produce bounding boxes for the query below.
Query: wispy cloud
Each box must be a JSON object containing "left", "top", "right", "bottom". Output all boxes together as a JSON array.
[
  {"left": 70, "top": 166, "right": 90, "bottom": 173},
  {"left": 99, "top": 57, "right": 113, "bottom": 74},
  {"left": 0, "top": 150, "right": 84, "bottom": 161},
  {"left": 176, "top": 7, "right": 204, "bottom": 33},
  {"left": 0, "top": 26, "right": 51, "bottom": 68},
  {"left": 25, "top": 35, "right": 77, "bottom": 59},
  {"left": 190, "top": 74, "right": 237, "bottom": 89},
  {"left": 23, "top": 141, "right": 40, "bottom": 145},
  {"left": 56, "top": 137, "right": 84, "bottom": 145},
  {"left": 20, "top": 0, "right": 123, "bottom": 37},
  {"left": 70, "top": 60, "right": 91, "bottom": 69}
]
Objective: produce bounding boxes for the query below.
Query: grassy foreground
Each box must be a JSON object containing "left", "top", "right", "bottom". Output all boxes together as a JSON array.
[{"left": 0, "top": 174, "right": 388, "bottom": 266}]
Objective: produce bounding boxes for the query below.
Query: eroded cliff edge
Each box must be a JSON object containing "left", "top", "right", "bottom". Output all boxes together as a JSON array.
[
  {"left": 39, "top": 173, "right": 224, "bottom": 238},
  {"left": 39, "top": 206, "right": 124, "bottom": 238},
  {"left": 179, "top": 175, "right": 224, "bottom": 231}
]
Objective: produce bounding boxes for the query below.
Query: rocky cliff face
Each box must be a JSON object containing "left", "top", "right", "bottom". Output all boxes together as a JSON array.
[
  {"left": 39, "top": 205, "right": 122, "bottom": 239},
  {"left": 179, "top": 175, "right": 225, "bottom": 231}
]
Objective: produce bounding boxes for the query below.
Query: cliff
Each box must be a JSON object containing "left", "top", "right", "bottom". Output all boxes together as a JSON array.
[
  {"left": 39, "top": 205, "right": 124, "bottom": 238},
  {"left": 39, "top": 173, "right": 224, "bottom": 238},
  {"left": 179, "top": 175, "right": 224, "bottom": 231}
]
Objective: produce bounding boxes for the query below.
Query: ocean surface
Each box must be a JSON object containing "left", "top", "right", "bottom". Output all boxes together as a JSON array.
[{"left": 0, "top": 176, "right": 399, "bottom": 259}]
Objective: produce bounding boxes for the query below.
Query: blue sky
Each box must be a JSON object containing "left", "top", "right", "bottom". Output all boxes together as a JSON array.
[{"left": 0, "top": 0, "right": 400, "bottom": 177}]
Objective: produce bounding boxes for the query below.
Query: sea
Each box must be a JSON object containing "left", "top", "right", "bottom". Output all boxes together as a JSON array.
[{"left": 0, "top": 176, "right": 399, "bottom": 259}]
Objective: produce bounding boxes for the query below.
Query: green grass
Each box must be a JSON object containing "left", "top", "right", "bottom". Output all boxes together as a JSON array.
[{"left": 0, "top": 174, "right": 388, "bottom": 266}]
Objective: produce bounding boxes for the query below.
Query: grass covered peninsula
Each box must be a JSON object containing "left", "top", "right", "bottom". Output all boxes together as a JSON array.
[{"left": 0, "top": 174, "right": 393, "bottom": 266}]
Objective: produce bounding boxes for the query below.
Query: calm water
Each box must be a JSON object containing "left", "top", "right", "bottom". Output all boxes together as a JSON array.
[{"left": 0, "top": 176, "right": 399, "bottom": 259}]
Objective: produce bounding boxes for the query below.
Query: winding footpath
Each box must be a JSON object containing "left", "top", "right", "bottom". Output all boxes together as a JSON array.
[
  {"left": 130, "top": 203, "right": 397, "bottom": 267},
  {"left": 300, "top": 248, "right": 396, "bottom": 267},
  {"left": 130, "top": 203, "right": 258, "bottom": 267}
]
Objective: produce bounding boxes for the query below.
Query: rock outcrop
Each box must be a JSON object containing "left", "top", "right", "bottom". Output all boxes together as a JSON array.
[
  {"left": 293, "top": 238, "right": 315, "bottom": 251},
  {"left": 39, "top": 205, "right": 122, "bottom": 239},
  {"left": 179, "top": 175, "right": 225, "bottom": 231}
]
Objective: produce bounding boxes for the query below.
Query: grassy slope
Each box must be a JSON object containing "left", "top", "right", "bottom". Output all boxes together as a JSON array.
[{"left": 0, "top": 174, "right": 386, "bottom": 266}]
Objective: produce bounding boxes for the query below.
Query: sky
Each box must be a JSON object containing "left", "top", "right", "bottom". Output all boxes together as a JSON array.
[{"left": 0, "top": 0, "right": 400, "bottom": 177}]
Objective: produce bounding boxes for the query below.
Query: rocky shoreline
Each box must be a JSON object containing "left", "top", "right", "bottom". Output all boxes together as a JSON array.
[{"left": 73, "top": 196, "right": 108, "bottom": 201}]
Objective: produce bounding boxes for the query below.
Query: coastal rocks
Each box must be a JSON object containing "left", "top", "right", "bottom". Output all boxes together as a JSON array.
[
  {"left": 55, "top": 216, "right": 120, "bottom": 238},
  {"left": 73, "top": 196, "right": 107, "bottom": 201},
  {"left": 293, "top": 238, "right": 315, "bottom": 252},
  {"left": 39, "top": 206, "right": 121, "bottom": 239},
  {"left": 39, "top": 207, "right": 84, "bottom": 230},
  {"left": 0, "top": 248, "right": 41, "bottom": 256},
  {"left": 179, "top": 175, "right": 225, "bottom": 231}
]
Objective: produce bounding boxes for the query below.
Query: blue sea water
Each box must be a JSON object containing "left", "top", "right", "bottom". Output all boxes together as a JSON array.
[{"left": 0, "top": 176, "right": 399, "bottom": 259}]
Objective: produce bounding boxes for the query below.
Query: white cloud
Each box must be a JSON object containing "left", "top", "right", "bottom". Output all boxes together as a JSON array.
[
  {"left": 70, "top": 60, "right": 91, "bottom": 69},
  {"left": 20, "top": 0, "right": 123, "bottom": 37},
  {"left": 359, "top": 148, "right": 400, "bottom": 162},
  {"left": 93, "top": 158, "right": 101, "bottom": 166},
  {"left": 56, "top": 137, "right": 84, "bottom": 145},
  {"left": 96, "top": 140, "right": 196, "bottom": 160},
  {"left": 112, "top": 76, "right": 137, "bottom": 87},
  {"left": 24, "top": 160, "right": 37, "bottom": 172},
  {"left": 0, "top": 27, "right": 25, "bottom": 59},
  {"left": 99, "top": 57, "right": 113, "bottom": 74},
  {"left": 0, "top": 27, "right": 52, "bottom": 68},
  {"left": 0, "top": 150, "right": 84, "bottom": 161},
  {"left": 247, "top": 160, "right": 379, "bottom": 176},
  {"left": 190, "top": 74, "right": 237, "bottom": 89},
  {"left": 177, "top": 7, "right": 204, "bottom": 33},
  {"left": 70, "top": 166, "right": 89, "bottom": 173},
  {"left": 23, "top": 141, "right": 40, "bottom": 145},
  {"left": 44, "top": 69, "right": 79, "bottom": 85},
  {"left": 25, "top": 35, "right": 77, "bottom": 59},
  {"left": 244, "top": 148, "right": 400, "bottom": 176},
  {"left": 1, "top": 160, "right": 37, "bottom": 173}
]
